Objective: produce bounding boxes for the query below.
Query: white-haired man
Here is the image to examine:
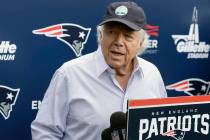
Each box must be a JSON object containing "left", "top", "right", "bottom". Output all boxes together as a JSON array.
[{"left": 31, "top": 1, "right": 167, "bottom": 140}]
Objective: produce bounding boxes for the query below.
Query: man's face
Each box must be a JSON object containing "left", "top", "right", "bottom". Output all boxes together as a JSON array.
[{"left": 100, "top": 22, "right": 142, "bottom": 70}]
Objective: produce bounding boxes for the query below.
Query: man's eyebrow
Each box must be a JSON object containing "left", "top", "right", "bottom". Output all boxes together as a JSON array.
[{"left": 124, "top": 29, "right": 136, "bottom": 34}]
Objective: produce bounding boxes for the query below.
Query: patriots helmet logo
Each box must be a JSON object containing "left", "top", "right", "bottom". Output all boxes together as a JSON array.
[
  {"left": 161, "top": 130, "right": 186, "bottom": 140},
  {"left": 32, "top": 23, "right": 91, "bottom": 57},
  {"left": 0, "top": 85, "right": 20, "bottom": 119},
  {"left": 166, "top": 78, "right": 210, "bottom": 96}
]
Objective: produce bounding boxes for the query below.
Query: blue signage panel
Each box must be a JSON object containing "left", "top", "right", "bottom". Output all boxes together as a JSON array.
[{"left": 0, "top": 0, "right": 209, "bottom": 139}]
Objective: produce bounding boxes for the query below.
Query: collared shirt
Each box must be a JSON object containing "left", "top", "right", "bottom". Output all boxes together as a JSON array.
[{"left": 31, "top": 47, "right": 167, "bottom": 140}]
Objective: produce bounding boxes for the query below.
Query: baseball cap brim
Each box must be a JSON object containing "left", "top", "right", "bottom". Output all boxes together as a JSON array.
[{"left": 98, "top": 18, "right": 145, "bottom": 31}]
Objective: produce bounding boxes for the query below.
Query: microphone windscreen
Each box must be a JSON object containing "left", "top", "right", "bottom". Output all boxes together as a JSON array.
[
  {"left": 110, "top": 112, "right": 126, "bottom": 130},
  {"left": 101, "top": 128, "right": 112, "bottom": 140}
]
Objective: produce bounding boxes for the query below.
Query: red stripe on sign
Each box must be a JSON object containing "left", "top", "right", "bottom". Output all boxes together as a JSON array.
[
  {"left": 128, "top": 95, "right": 210, "bottom": 107},
  {"left": 145, "top": 24, "right": 159, "bottom": 30}
]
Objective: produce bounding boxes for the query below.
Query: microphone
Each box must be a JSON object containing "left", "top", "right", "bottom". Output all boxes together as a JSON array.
[
  {"left": 101, "top": 128, "right": 112, "bottom": 140},
  {"left": 101, "top": 112, "right": 127, "bottom": 140},
  {"left": 110, "top": 112, "right": 126, "bottom": 140}
]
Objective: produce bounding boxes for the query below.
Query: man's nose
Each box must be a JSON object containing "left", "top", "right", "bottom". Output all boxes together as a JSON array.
[{"left": 114, "top": 33, "right": 124, "bottom": 47}]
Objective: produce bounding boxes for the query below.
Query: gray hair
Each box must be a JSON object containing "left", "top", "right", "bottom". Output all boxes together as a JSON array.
[{"left": 96, "top": 25, "right": 150, "bottom": 55}]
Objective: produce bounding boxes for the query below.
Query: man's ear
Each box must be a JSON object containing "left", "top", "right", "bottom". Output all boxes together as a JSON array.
[
  {"left": 139, "top": 40, "right": 143, "bottom": 48},
  {"left": 99, "top": 30, "right": 104, "bottom": 44},
  {"left": 100, "top": 30, "right": 103, "bottom": 39}
]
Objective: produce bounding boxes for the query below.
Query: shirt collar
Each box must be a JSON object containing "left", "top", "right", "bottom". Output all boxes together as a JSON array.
[
  {"left": 95, "top": 46, "right": 144, "bottom": 78},
  {"left": 95, "top": 46, "right": 109, "bottom": 77},
  {"left": 134, "top": 57, "right": 144, "bottom": 78}
]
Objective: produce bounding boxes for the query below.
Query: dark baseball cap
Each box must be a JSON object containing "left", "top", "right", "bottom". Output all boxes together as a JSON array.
[{"left": 99, "top": 1, "right": 147, "bottom": 30}]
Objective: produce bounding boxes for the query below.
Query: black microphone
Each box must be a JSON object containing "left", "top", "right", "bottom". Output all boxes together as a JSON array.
[
  {"left": 101, "top": 112, "right": 127, "bottom": 140},
  {"left": 101, "top": 128, "right": 112, "bottom": 140}
]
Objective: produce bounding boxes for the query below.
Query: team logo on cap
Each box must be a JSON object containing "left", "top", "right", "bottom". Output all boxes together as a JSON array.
[
  {"left": 33, "top": 23, "right": 91, "bottom": 57},
  {"left": 115, "top": 6, "right": 128, "bottom": 16},
  {"left": 166, "top": 78, "right": 210, "bottom": 96},
  {"left": 0, "top": 85, "right": 20, "bottom": 119}
]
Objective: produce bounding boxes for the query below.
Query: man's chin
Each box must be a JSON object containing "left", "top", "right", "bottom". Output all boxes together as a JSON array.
[{"left": 108, "top": 61, "right": 125, "bottom": 70}]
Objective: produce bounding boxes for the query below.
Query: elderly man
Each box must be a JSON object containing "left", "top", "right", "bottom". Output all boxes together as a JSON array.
[{"left": 31, "top": 1, "right": 167, "bottom": 140}]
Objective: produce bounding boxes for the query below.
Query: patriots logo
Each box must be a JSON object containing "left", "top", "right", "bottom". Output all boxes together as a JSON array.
[
  {"left": 161, "top": 130, "right": 186, "bottom": 140},
  {"left": 145, "top": 24, "right": 159, "bottom": 37},
  {"left": 166, "top": 78, "right": 210, "bottom": 96},
  {"left": 0, "top": 85, "right": 20, "bottom": 119},
  {"left": 32, "top": 23, "right": 91, "bottom": 57}
]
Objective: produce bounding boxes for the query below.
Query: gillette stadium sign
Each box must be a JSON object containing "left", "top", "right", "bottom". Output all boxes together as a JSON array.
[
  {"left": 127, "top": 95, "right": 210, "bottom": 140},
  {"left": 171, "top": 7, "right": 210, "bottom": 59},
  {"left": 0, "top": 41, "right": 17, "bottom": 61}
]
